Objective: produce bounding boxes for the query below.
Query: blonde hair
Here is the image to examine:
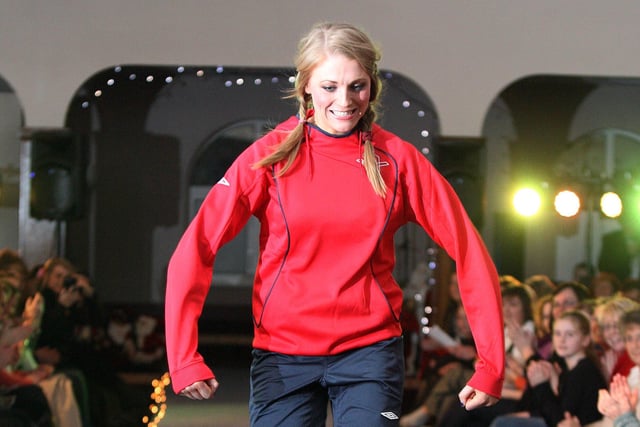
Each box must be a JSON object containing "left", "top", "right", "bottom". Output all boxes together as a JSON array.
[
  {"left": 595, "top": 295, "right": 640, "bottom": 326},
  {"left": 252, "top": 22, "right": 387, "bottom": 196}
]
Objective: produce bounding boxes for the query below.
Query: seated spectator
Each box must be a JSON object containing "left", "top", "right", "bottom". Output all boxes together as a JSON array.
[
  {"left": 592, "top": 272, "right": 622, "bottom": 299},
  {"left": 573, "top": 262, "right": 596, "bottom": 288},
  {"left": 34, "top": 256, "right": 147, "bottom": 427},
  {"left": 413, "top": 272, "right": 463, "bottom": 390},
  {"left": 491, "top": 310, "right": 607, "bottom": 426},
  {"left": 621, "top": 279, "right": 640, "bottom": 303},
  {"left": 0, "top": 249, "right": 83, "bottom": 427},
  {"left": 596, "top": 308, "right": 640, "bottom": 426},
  {"left": 106, "top": 310, "right": 165, "bottom": 372},
  {"left": 533, "top": 294, "right": 553, "bottom": 360},
  {"left": 0, "top": 334, "right": 52, "bottom": 427},
  {"left": 1, "top": 251, "right": 52, "bottom": 426},
  {"left": 598, "top": 374, "right": 639, "bottom": 427},
  {"left": 524, "top": 274, "right": 556, "bottom": 299},
  {"left": 596, "top": 296, "right": 639, "bottom": 381},
  {"left": 400, "top": 304, "right": 476, "bottom": 426},
  {"left": 428, "top": 279, "right": 536, "bottom": 427}
]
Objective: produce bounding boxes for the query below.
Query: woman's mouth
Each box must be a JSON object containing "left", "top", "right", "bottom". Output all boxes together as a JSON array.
[{"left": 331, "top": 108, "right": 357, "bottom": 118}]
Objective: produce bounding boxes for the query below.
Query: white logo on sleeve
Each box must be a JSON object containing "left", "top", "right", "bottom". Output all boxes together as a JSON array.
[
  {"left": 380, "top": 412, "right": 398, "bottom": 420},
  {"left": 217, "top": 177, "right": 230, "bottom": 186}
]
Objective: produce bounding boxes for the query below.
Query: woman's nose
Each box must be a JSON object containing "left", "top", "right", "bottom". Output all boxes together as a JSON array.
[{"left": 336, "top": 87, "right": 350, "bottom": 105}]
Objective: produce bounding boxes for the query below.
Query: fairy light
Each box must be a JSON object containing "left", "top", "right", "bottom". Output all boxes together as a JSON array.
[{"left": 143, "top": 372, "right": 170, "bottom": 426}]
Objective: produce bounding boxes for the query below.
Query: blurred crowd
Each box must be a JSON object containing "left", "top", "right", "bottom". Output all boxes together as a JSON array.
[
  {"left": 401, "top": 264, "right": 640, "bottom": 427},
  {"left": 0, "top": 248, "right": 166, "bottom": 427}
]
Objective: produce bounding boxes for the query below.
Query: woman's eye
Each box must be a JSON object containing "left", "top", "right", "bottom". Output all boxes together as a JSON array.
[
  {"left": 352, "top": 84, "right": 365, "bottom": 91},
  {"left": 322, "top": 86, "right": 336, "bottom": 92}
]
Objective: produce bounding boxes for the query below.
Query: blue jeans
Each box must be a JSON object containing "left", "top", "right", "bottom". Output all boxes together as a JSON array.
[{"left": 249, "top": 337, "right": 404, "bottom": 427}]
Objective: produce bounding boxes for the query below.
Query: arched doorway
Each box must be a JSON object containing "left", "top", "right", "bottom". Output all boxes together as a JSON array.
[{"left": 60, "top": 65, "right": 439, "bottom": 305}]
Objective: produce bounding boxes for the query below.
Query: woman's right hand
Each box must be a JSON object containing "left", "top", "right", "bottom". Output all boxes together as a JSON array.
[{"left": 180, "top": 378, "right": 220, "bottom": 400}]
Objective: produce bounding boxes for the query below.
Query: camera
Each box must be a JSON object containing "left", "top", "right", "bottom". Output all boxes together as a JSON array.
[{"left": 62, "top": 275, "right": 78, "bottom": 290}]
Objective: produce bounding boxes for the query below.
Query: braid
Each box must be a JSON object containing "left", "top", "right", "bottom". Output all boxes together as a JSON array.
[
  {"left": 360, "top": 108, "right": 387, "bottom": 197},
  {"left": 252, "top": 100, "right": 307, "bottom": 174}
]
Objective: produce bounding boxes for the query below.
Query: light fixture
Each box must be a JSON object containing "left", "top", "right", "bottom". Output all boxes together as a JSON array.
[
  {"left": 600, "top": 191, "right": 623, "bottom": 218},
  {"left": 513, "top": 188, "right": 541, "bottom": 217},
  {"left": 554, "top": 190, "right": 581, "bottom": 218}
]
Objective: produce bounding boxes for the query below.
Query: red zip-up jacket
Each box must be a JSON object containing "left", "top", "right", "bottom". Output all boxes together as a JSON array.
[{"left": 165, "top": 116, "right": 504, "bottom": 396}]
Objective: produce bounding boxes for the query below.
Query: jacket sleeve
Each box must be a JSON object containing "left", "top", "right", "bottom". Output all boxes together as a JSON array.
[
  {"left": 164, "top": 145, "right": 267, "bottom": 394},
  {"left": 403, "top": 145, "right": 504, "bottom": 398},
  {"left": 615, "top": 412, "right": 640, "bottom": 427}
]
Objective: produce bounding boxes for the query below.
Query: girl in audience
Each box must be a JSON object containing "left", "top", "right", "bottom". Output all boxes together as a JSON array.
[
  {"left": 425, "top": 280, "right": 537, "bottom": 427},
  {"left": 491, "top": 310, "right": 607, "bottom": 426},
  {"left": 597, "top": 308, "right": 640, "bottom": 426},
  {"left": 596, "top": 296, "right": 639, "bottom": 381}
]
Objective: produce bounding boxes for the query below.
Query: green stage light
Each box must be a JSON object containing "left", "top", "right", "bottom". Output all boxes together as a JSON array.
[
  {"left": 554, "top": 190, "right": 581, "bottom": 218},
  {"left": 513, "top": 188, "right": 541, "bottom": 217},
  {"left": 600, "top": 192, "right": 622, "bottom": 218}
]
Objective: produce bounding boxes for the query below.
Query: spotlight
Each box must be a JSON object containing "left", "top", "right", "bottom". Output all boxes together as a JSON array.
[
  {"left": 600, "top": 191, "right": 622, "bottom": 218},
  {"left": 513, "top": 188, "right": 541, "bottom": 217},
  {"left": 554, "top": 190, "right": 581, "bottom": 218}
]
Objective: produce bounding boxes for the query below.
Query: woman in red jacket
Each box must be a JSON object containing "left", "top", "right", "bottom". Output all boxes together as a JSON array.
[{"left": 165, "top": 21, "right": 504, "bottom": 426}]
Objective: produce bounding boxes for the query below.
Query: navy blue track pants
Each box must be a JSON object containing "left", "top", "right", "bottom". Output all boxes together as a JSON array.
[{"left": 249, "top": 336, "right": 404, "bottom": 427}]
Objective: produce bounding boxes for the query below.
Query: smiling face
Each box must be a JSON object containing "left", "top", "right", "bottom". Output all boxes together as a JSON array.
[
  {"left": 601, "top": 313, "right": 625, "bottom": 352},
  {"left": 305, "top": 53, "right": 371, "bottom": 135}
]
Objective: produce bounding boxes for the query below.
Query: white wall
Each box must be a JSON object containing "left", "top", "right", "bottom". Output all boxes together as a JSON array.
[{"left": 1, "top": 0, "right": 639, "bottom": 135}]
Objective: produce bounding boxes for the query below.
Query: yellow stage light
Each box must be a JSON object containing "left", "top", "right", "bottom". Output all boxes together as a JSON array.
[{"left": 513, "top": 188, "right": 541, "bottom": 217}]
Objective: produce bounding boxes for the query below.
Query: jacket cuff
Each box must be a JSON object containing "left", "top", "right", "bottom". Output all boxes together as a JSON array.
[
  {"left": 466, "top": 369, "right": 504, "bottom": 399},
  {"left": 170, "top": 362, "right": 215, "bottom": 394}
]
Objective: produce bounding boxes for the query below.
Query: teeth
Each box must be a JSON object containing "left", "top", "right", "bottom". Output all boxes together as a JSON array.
[{"left": 333, "top": 110, "right": 353, "bottom": 117}]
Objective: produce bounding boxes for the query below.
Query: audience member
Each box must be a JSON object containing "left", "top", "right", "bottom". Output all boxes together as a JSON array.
[
  {"left": 34, "top": 256, "right": 146, "bottom": 427},
  {"left": 399, "top": 304, "right": 477, "bottom": 426},
  {"left": 532, "top": 294, "right": 553, "bottom": 360},
  {"left": 0, "top": 334, "right": 52, "bottom": 426},
  {"left": 573, "top": 262, "right": 596, "bottom": 288},
  {"left": 524, "top": 274, "right": 556, "bottom": 299},
  {"left": 598, "top": 373, "right": 639, "bottom": 427},
  {"left": 491, "top": 310, "right": 607, "bottom": 426},
  {"left": 106, "top": 310, "right": 165, "bottom": 372},
  {"left": 592, "top": 272, "right": 622, "bottom": 299},
  {"left": 596, "top": 296, "right": 640, "bottom": 381},
  {"left": 421, "top": 279, "right": 536, "bottom": 427},
  {"left": 552, "top": 281, "right": 592, "bottom": 320},
  {"left": 597, "top": 308, "right": 640, "bottom": 426},
  {"left": 622, "top": 279, "right": 640, "bottom": 303},
  {"left": 0, "top": 249, "right": 84, "bottom": 426},
  {"left": 514, "top": 280, "right": 592, "bottom": 366}
]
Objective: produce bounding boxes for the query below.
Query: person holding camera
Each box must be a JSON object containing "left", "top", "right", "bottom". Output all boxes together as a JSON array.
[{"left": 34, "top": 257, "right": 146, "bottom": 427}]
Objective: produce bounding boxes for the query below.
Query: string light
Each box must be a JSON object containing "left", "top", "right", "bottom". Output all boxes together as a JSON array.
[{"left": 143, "top": 372, "right": 170, "bottom": 426}]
